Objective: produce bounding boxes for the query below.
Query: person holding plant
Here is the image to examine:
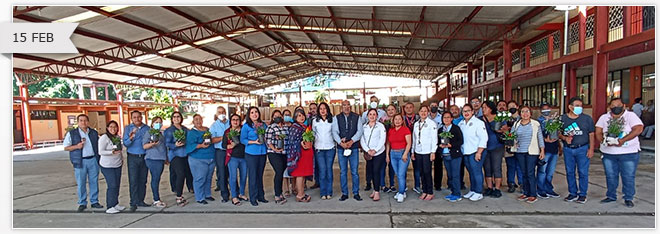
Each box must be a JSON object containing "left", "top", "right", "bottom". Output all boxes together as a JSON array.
[
  {"left": 286, "top": 109, "right": 315, "bottom": 202},
  {"left": 240, "top": 107, "right": 269, "bottom": 206},
  {"left": 504, "top": 100, "right": 523, "bottom": 193},
  {"left": 378, "top": 104, "right": 397, "bottom": 193},
  {"left": 438, "top": 112, "right": 464, "bottom": 202},
  {"left": 386, "top": 114, "right": 412, "bottom": 203},
  {"left": 142, "top": 117, "right": 168, "bottom": 208},
  {"left": 223, "top": 114, "right": 249, "bottom": 206},
  {"left": 312, "top": 102, "right": 336, "bottom": 200},
  {"left": 510, "top": 106, "right": 545, "bottom": 204},
  {"left": 98, "top": 120, "right": 125, "bottom": 214},
  {"left": 210, "top": 106, "right": 231, "bottom": 202},
  {"left": 361, "top": 109, "right": 387, "bottom": 202},
  {"left": 595, "top": 98, "right": 643, "bottom": 208},
  {"left": 412, "top": 106, "right": 438, "bottom": 201},
  {"left": 281, "top": 109, "right": 294, "bottom": 197},
  {"left": 186, "top": 114, "right": 216, "bottom": 205},
  {"left": 164, "top": 111, "right": 191, "bottom": 206},
  {"left": 123, "top": 111, "right": 150, "bottom": 212},
  {"left": 559, "top": 97, "right": 595, "bottom": 204},
  {"left": 458, "top": 105, "right": 488, "bottom": 202},
  {"left": 479, "top": 101, "right": 507, "bottom": 198},
  {"left": 266, "top": 110, "right": 288, "bottom": 204},
  {"left": 536, "top": 103, "right": 562, "bottom": 199}
]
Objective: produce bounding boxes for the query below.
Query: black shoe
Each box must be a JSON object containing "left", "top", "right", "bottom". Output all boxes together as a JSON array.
[
  {"left": 383, "top": 187, "right": 391, "bottom": 193},
  {"left": 257, "top": 199, "right": 269, "bottom": 203},
  {"left": 625, "top": 200, "right": 634, "bottom": 208},
  {"left": 129, "top": 206, "right": 137, "bottom": 212},
  {"left": 564, "top": 194, "right": 578, "bottom": 202},
  {"left": 221, "top": 199, "right": 229, "bottom": 203},
  {"left": 483, "top": 188, "right": 493, "bottom": 197},
  {"left": 547, "top": 191, "right": 561, "bottom": 198},
  {"left": 197, "top": 200, "right": 208, "bottom": 204},
  {"left": 250, "top": 201, "right": 258, "bottom": 206},
  {"left": 77, "top": 205, "right": 86, "bottom": 212},
  {"left": 339, "top": 194, "right": 349, "bottom": 201},
  {"left": 538, "top": 193, "right": 549, "bottom": 199},
  {"left": 507, "top": 186, "right": 516, "bottom": 193},
  {"left": 600, "top": 198, "right": 616, "bottom": 203},
  {"left": 137, "top": 202, "right": 150, "bottom": 207},
  {"left": 492, "top": 189, "right": 502, "bottom": 198},
  {"left": 214, "top": 187, "right": 221, "bottom": 191},
  {"left": 576, "top": 196, "right": 588, "bottom": 204},
  {"left": 460, "top": 185, "right": 467, "bottom": 190},
  {"left": 90, "top": 203, "right": 104, "bottom": 209},
  {"left": 310, "top": 183, "right": 320, "bottom": 189},
  {"left": 353, "top": 194, "right": 362, "bottom": 201},
  {"left": 434, "top": 187, "right": 442, "bottom": 192},
  {"left": 205, "top": 197, "right": 215, "bottom": 201},
  {"left": 364, "top": 185, "right": 372, "bottom": 191}
]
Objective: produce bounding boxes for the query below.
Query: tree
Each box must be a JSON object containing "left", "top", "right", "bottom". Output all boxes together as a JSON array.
[
  {"left": 15, "top": 76, "right": 80, "bottom": 99},
  {"left": 314, "top": 90, "right": 328, "bottom": 103},
  {"left": 127, "top": 88, "right": 175, "bottom": 121}
]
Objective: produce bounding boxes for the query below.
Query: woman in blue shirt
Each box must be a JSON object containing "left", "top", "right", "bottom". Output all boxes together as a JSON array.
[
  {"left": 479, "top": 101, "right": 506, "bottom": 198},
  {"left": 164, "top": 111, "right": 190, "bottom": 206},
  {"left": 142, "top": 117, "right": 167, "bottom": 208},
  {"left": 185, "top": 114, "right": 215, "bottom": 204},
  {"left": 240, "top": 106, "right": 268, "bottom": 206}
]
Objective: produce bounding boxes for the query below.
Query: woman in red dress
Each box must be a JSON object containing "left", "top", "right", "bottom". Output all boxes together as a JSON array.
[{"left": 285, "top": 109, "right": 314, "bottom": 202}]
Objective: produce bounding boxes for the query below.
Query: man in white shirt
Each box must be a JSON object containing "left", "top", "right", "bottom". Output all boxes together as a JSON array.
[{"left": 631, "top": 98, "right": 644, "bottom": 118}]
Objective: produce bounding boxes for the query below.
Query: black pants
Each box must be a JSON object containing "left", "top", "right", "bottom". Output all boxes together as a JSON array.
[
  {"left": 460, "top": 158, "right": 466, "bottom": 188},
  {"left": 268, "top": 153, "right": 287, "bottom": 197},
  {"left": 170, "top": 156, "right": 189, "bottom": 197},
  {"left": 417, "top": 153, "right": 434, "bottom": 194},
  {"left": 215, "top": 149, "right": 230, "bottom": 200},
  {"left": 371, "top": 152, "right": 386, "bottom": 192},
  {"left": 365, "top": 152, "right": 374, "bottom": 188},
  {"left": 433, "top": 150, "right": 444, "bottom": 190},
  {"left": 170, "top": 156, "right": 194, "bottom": 193}
]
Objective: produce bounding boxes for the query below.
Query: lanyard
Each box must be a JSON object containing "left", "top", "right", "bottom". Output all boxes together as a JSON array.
[{"left": 417, "top": 119, "right": 427, "bottom": 145}]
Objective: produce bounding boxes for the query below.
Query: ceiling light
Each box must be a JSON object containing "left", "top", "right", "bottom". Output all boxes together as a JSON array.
[
  {"left": 54, "top": 5, "right": 130, "bottom": 23},
  {"left": 194, "top": 36, "right": 225, "bottom": 45},
  {"left": 159, "top": 44, "right": 191, "bottom": 54},
  {"left": 129, "top": 54, "right": 158, "bottom": 62}
]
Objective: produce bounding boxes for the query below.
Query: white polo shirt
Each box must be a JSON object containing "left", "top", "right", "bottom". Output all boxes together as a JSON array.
[
  {"left": 412, "top": 117, "right": 438, "bottom": 154},
  {"left": 459, "top": 116, "right": 488, "bottom": 155}
]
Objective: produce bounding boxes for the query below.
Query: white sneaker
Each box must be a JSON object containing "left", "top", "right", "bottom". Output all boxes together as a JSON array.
[
  {"left": 105, "top": 207, "right": 120, "bottom": 214},
  {"left": 469, "top": 193, "right": 484, "bottom": 201},
  {"left": 402, "top": 193, "right": 407, "bottom": 198},
  {"left": 114, "top": 205, "right": 125, "bottom": 211},
  {"left": 463, "top": 191, "right": 475, "bottom": 199},
  {"left": 394, "top": 193, "right": 401, "bottom": 200},
  {"left": 397, "top": 194, "right": 405, "bottom": 203}
]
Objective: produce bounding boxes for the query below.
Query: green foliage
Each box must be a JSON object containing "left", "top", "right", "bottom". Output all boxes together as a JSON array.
[
  {"left": 17, "top": 76, "right": 79, "bottom": 99},
  {"left": 279, "top": 133, "right": 287, "bottom": 140},
  {"left": 149, "top": 128, "right": 161, "bottom": 137},
  {"left": 544, "top": 117, "right": 563, "bottom": 133},
  {"left": 227, "top": 129, "right": 240, "bottom": 140},
  {"left": 202, "top": 131, "right": 212, "bottom": 139},
  {"left": 606, "top": 117, "right": 625, "bottom": 137},
  {"left": 126, "top": 88, "right": 175, "bottom": 121},
  {"left": 493, "top": 111, "right": 512, "bottom": 122},
  {"left": 302, "top": 127, "right": 315, "bottom": 142},
  {"left": 502, "top": 131, "right": 517, "bottom": 141},
  {"left": 110, "top": 136, "right": 121, "bottom": 145},
  {"left": 174, "top": 129, "right": 186, "bottom": 142},
  {"left": 439, "top": 131, "right": 454, "bottom": 139},
  {"left": 314, "top": 90, "right": 328, "bottom": 103}
]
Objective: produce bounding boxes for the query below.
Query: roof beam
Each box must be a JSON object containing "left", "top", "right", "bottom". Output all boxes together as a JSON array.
[
  {"left": 326, "top": 6, "right": 356, "bottom": 61},
  {"left": 13, "top": 6, "right": 45, "bottom": 17},
  {"left": 285, "top": 6, "right": 338, "bottom": 62}
]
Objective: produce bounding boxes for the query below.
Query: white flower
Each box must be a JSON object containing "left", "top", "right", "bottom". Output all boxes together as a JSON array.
[{"left": 507, "top": 112, "right": 512, "bottom": 117}]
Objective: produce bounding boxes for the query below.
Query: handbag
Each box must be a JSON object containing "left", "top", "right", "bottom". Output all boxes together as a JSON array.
[{"left": 363, "top": 125, "right": 376, "bottom": 161}]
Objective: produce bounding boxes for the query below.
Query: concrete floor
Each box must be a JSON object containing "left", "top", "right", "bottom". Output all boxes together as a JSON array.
[{"left": 12, "top": 146, "right": 656, "bottom": 228}]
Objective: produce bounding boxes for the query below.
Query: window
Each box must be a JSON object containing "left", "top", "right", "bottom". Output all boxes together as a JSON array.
[
  {"left": 520, "top": 81, "right": 560, "bottom": 107},
  {"left": 577, "top": 76, "right": 592, "bottom": 105},
  {"left": 643, "top": 6, "right": 655, "bottom": 31},
  {"left": 488, "top": 92, "right": 503, "bottom": 102},
  {"left": 642, "top": 64, "right": 655, "bottom": 104},
  {"left": 607, "top": 70, "right": 623, "bottom": 102},
  {"left": 30, "top": 110, "right": 57, "bottom": 120}
]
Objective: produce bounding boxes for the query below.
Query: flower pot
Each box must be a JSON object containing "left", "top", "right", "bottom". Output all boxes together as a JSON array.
[
  {"left": 204, "top": 138, "right": 211, "bottom": 144},
  {"left": 440, "top": 137, "right": 450, "bottom": 145},
  {"left": 277, "top": 140, "right": 285, "bottom": 149},
  {"left": 113, "top": 144, "right": 122, "bottom": 151},
  {"left": 605, "top": 133, "right": 620, "bottom": 145},
  {"left": 258, "top": 135, "right": 265, "bottom": 144},
  {"left": 150, "top": 134, "right": 159, "bottom": 143},
  {"left": 548, "top": 131, "right": 559, "bottom": 140},
  {"left": 493, "top": 121, "right": 503, "bottom": 131},
  {"left": 302, "top": 141, "right": 313, "bottom": 149},
  {"left": 232, "top": 136, "right": 240, "bottom": 144},
  {"left": 504, "top": 139, "right": 515, "bottom": 147}
]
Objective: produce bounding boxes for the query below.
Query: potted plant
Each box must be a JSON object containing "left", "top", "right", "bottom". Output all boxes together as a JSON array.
[
  {"left": 255, "top": 123, "right": 266, "bottom": 144},
  {"left": 438, "top": 131, "right": 454, "bottom": 145},
  {"left": 110, "top": 136, "right": 122, "bottom": 151},
  {"left": 302, "top": 126, "right": 315, "bottom": 149},
  {"left": 544, "top": 117, "right": 563, "bottom": 140},
  {"left": 148, "top": 128, "right": 161, "bottom": 143},
  {"left": 605, "top": 117, "right": 625, "bottom": 145},
  {"left": 502, "top": 131, "right": 517, "bottom": 147},
  {"left": 65, "top": 125, "right": 77, "bottom": 132},
  {"left": 277, "top": 133, "right": 287, "bottom": 149},
  {"left": 492, "top": 111, "right": 512, "bottom": 131},
  {"left": 227, "top": 129, "right": 240, "bottom": 144},
  {"left": 173, "top": 129, "right": 186, "bottom": 144},
  {"left": 202, "top": 131, "right": 212, "bottom": 145}
]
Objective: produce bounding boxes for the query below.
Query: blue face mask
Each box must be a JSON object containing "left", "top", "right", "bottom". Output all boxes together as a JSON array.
[
  {"left": 573, "top": 106, "right": 583, "bottom": 115},
  {"left": 153, "top": 123, "right": 162, "bottom": 130},
  {"left": 284, "top": 116, "right": 293, "bottom": 123}
]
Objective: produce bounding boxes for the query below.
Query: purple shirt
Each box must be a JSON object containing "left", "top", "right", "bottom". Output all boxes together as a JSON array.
[{"left": 596, "top": 110, "right": 643, "bottom": 155}]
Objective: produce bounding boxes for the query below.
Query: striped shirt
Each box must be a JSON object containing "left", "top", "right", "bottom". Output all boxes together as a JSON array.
[
  {"left": 265, "top": 123, "right": 288, "bottom": 154},
  {"left": 514, "top": 121, "right": 544, "bottom": 153}
]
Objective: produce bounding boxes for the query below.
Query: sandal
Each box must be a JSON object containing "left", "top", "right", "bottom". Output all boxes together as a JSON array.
[
  {"left": 231, "top": 198, "right": 242, "bottom": 206},
  {"left": 153, "top": 201, "right": 167, "bottom": 208},
  {"left": 283, "top": 191, "right": 291, "bottom": 198},
  {"left": 373, "top": 192, "right": 380, "bottom": 201},
  {"left": 238, "top": 195, "right": 249, "bottom": 201},
  {"left": 176, "top": 197, "right": 188, "bottom": 207},
  {"left": 419, "top": 193, "right": 428, "bottom": 200},
  {"left": 296, "top": 194, "right": 311, "bottom": 202},
  {"left": 423, "top": 194, "right": 434, "bottom": 201},
  {"left": 275, "top": 196, "right": 287, "bottom": 205}
]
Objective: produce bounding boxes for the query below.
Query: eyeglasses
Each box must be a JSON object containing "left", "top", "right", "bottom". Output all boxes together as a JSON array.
[
  {"left": 471, "top": 101, "right": 480, "bottom": 104},
  {"left": 520, "top": 110, "right": 531, "bottom": 113}
]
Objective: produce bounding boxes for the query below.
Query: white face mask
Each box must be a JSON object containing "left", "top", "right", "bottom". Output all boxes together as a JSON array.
[
  {"left": 370, "top": 102, "right": 378, "bottom": 109},
  {"left": 218, "top": 114, "right": 226, "bottom": 121}
]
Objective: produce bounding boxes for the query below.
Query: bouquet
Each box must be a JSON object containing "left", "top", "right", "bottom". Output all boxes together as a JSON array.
[
  {"left": 110, "top": 136, "right": 122, "bottom": 151},
  {"left": 302, "top": 126, "right": 315, "bottom": 149},
  {"left": 148, "top": 128, "right": 161, "bottom": 143},
  {"left": 173, "top": 129, "right": 186, "bottom": 143},
  {"left": 439, "top": 131, "right": 454, "bottom": 145},
  {"left": 501, "top": 131, "right": 517, "bottom": 147},
  {"left": 544, "top": 116, "right": 563, "bottom": 140},
  {"left": 202, "top": 131, "right": 212, "bottom": 145},
  {"left": 277, "top": 133, "right": 287, "bottom": 149},
  {"left": 605, "top": 117, "right": 625, "bottom": 145},
  {"left": 255, "top": 123, "right": 266, "bottom": 144},
  {"left": 492, "top": 111, "right": 512, "bottom": 130}
]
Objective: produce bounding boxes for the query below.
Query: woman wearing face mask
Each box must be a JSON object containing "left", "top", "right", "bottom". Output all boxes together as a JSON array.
[
  {"left": 479, "top": 101, "right": 506, "bottom": 198},
  {"left": 223, "top": 114, "right": 249, "bottom": 206},
  {"left": 510, "top": 106, "right": 545, "bottom": 204},
  {"left": 142, "top": 117, "right": 168, "bottom": 208},
  {"left": 266, "top": 110, "right": 288, "bottom": 204},
  {"left": 313, "top": 102, "right": 336, "bottom": 200},
  {"left": 361, "top": 109, "right": 387, "bottom": 201},
  {"left": 98, "top": 120, "right": 125, "bottom": 214},
  {"left": 438, "top": 112, "right": 464, "bottom": 202},
  {"left": 281, "top": 109, "right": 294, "bottom": 196},
  {"left": 412, "top": 106, "right": 438, "bottom": 201},
  {"left": 286, "top": 109, "right": 314, "bottom": 202},
  {"left": 504, "top": 100, "right": 524, "bottom": 193},
  {"left": 537, "top": 103, "right": 561, "bottom": 199}
]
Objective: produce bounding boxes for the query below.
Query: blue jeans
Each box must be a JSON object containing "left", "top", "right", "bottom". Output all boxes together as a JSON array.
[
  {"left": 188, "top": 157, "right": 215, "bottom": 202},
  {"left": 246, "top": 154, "right": 266, "bottom": 201},
  {"left": 537, "top": 152, "right": 558, "bottom": 195},
  {"left": 337, "top": 147, "right": 360, "bottom": 195},
  {"left": 389, "top": 149, "right": 410, "bottom": 195},
  {"left": 412, "top": 151, "right": 421, "bottom": 188},
  {"left": 563, "top": 145, "right": 590, "bottom": 197},
  {"left": 145, "top": 159, "right": 164, "bottom": 202},
  {"left": 228, "top": 157, "right": 247, "bottom": 198},
  {"left": 515, "top": 153, "right": 538, "bottom": 197},
  {"left": 444, "top": 155, "right": 462, "bottom": 196},
  {"left": 464, "top": 153, "right": 484, "bottom": 194},
  {"left": 74, "top": 157, "right": 100, "bottom": 206},
  {"left": 100, "top": 166, "right": 121, "bottom": 208},
  {"left": 127, "top": 154, "right": 148, "bottom": 206},
  {"left": 215, "top": 149, "right": 229, "bottom": 200},
  {"left": 505, "top": 156, "right": 523, "bottom": 186},
  {"left": 316, "top": 148, "right": 336, "bottom": 197},
  {"left": 602, "top": 152, "right": 640, "bottom": 201},
  {"left": 314, "top": 150, "right": 320, "bottom": 184}
]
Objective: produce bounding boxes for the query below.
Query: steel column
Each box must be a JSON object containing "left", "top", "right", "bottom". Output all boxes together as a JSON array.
[
  {"left": 592, "top": 6, "right": 609, "bottom": 119},
  {"left": 19, "top": 84, "right": 33, "bottom": 148}
]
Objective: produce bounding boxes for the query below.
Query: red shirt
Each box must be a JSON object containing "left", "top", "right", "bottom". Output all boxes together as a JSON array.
[{"left": 387, "top": 125, "right": 411, "bottom": 150}]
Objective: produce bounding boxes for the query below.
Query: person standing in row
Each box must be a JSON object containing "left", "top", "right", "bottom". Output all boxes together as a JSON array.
[
  {"left": 282, "top": 109, "right": 294, "bottom": 197},
  {"left": 504, "top": 101, "right": 523, "bottom": 193},
  {"left": 332, "top": 100, "right": 364, "bottom": 201},
  {"left": 459, "top": 105, "right": 488, "bottom": 202},
  {"left": 123, "top": 111, "right": 150, "bottom": 212},
  {"left": 449, "top": 104, "right": 466, "bottom": 190},
  {"left": 537, "top": 104, "right": 561, "bottom": 199},
  {"left": 97, "top": 120, "right": 123, "bottom": 214},
  {"left": 510, "top": 106, "right": 545, "bottom": 204},
  {"left": 266, "top": 110, "right": 288, "bottom": 204},
  {"left": 386, "top": 114, "right": 412, "bottom": 203},
  {"left": 379, "top": 104, "right": 397, "bottom": 193},
  {"left": 595, "top": 98, "right": 643, "bottom": 208},
  {"left": 402, "top": 102, "right": 422, "bottom": 194},
  {"left": 210, "top": 106, "right": 231, "bottom": 202},
  {"left": 142, "top": 117, "right": 167, "bottom": 208},
  {"left": 241, "top": 107, "right": 269, "bottom": 206},
  {"left": 429, "top": 102, "right": 445, "bottom": 192},
  {"left": 164, "top": 111, "right": 190, "bottom": 206},
  {"left": 361, "top": 109, "right": 387, "bottom": 202},
  {"left": 559, "top": 97, "right": 595, "bottom": 204},
  {"left": 313, "top": 102, "right": 336, "bottom": 200},
  {"left": 224, "top": 114, "right": 249, "bottom": 206},
  {"left": 308, "top": 102, "right": 320, "bottom": 190},
  {"left": 362, "top": 96, "right": 386, "bottom": 192},
  {"left": 186, "top": 114, "right": 216, "bottom": 204},
  {"left": 480, "top": 101, "right": 506, "bottom": 198},
  {"left": 471, "top": 98, "right": 483, "bottom": 118},
  {"left": 64, "top": 114, "right": 102, "bottom": 212},
  {"left": 438, "top": 112, "right": 464, "bottom": 202},
  {"left": 412, "top": 106, "right": 438, "bottom": 201},
  {"left": 287, "top": 109, "right": 315, "bottom": 202}
]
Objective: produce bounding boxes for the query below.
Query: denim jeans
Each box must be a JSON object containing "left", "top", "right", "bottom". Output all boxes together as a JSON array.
[
  {"left": 464, "top": 153, "right": 484, "bottom": 194},
  {"left": 127, "top": 154, "right": 148, "bottom": 206},
  {"left": 228, "top": 157, "right": 247, "bottom": 198},
  {"left": 443, "top": 155, "right": 462, "bottom": 196},
  {"left": 389, "top": 149, "right": 409, "bottom": 195},
  {"left": 74, "top": 157, "right": 100, "bottom": 206},
  {"left": 515, "top": 153, "right": 538, "bottom": 197},
  {"left": 505, "top": 156, "right": 523, "bottom": 186},
  {"left": 316, "top": 148, "right": 336, "bottom": 197},
  {"left": 379, "top": 157, "right": 396, "bottom": 188},
  {"left": 602, "top": 152, "right": 640, "bottom": 201},
  {"left": 100, "top": 166, "right": 121, "bottom": 208},
  {"left": 642, "top": 125, "right": 654, "bottom": 138},
  {"left": 337, "top": 147, "right": 360, "bottom": 195},
  {"left": 314, "top": 150, "right": 320, "bottom": 184},
  {"left": 537, "top": 152, "right": 558, "bottom": 195},
  {"left": 214, "top": 149, "right": 230, "bottom": 200},
  {"left": 563, "top": 145, "right": 590, "bottom": 197},
  {"left": 246, "top": 154, "right": 266, "bottom": 201},
  {"left": 188, "top": 157, "right": 215, "bottom": 202},
  {"left": 145, "top": 159, "right": 164, "bottom": 202}
]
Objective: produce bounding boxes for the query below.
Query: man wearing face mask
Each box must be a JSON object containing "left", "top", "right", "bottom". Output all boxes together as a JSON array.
[
  {"left": 210, "top": 106, "right": 231, "bottom": 202},
  {"left": 429, "top": 102, "right": 443, "bottom": 126},
  {"left": 536, "top": 103, "right": 561, "bottom": 199},
  {"left": 559, "top": 97, "right": 595, "bottom": 204},
  {"left": 361, "top": 96, "right": 386, "bottom": 191},
  {"left": 595, "top": 98, "right": 643, "bottom": 208}
]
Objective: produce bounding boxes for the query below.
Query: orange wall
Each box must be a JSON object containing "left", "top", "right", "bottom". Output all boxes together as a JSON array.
[
  {"left": 30, "top": 119, "right": 59, "bottom": 142},
  {"left": 60, "top": 111, "right": 84, "bottom": 139}
]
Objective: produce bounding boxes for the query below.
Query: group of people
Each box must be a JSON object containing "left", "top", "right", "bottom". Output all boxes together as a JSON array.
[{"left": 63, "top": 94, "right": 645, "bottom": 214}]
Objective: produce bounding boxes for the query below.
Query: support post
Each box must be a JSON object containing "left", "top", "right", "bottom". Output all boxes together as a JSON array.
[
  {"left": 592, "top": 6, "right": 609, "bottom": 119},
  {"left": 445, "top": 73, "right": 451, "bottom": 109},
  {"left": 19, "top": 84, "right": 33, "bottom": 148},
  {"left": 467, "top": 62, "right": 473, "bottom": 99},
  {"left": 503, "top": 39, "right": 512, "bottom": 100},
  {"left": 117, "top": 91, "right": 125, "bottom": 135},
  {"left": 578, "top": 6, "right": 587, "bottom": 52}
]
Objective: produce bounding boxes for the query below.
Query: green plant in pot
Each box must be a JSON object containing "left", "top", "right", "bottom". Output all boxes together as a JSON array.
[
  {"left": 255, "top": 123, "right": 266, "bottom": 144},
  {"left": 277, "top": 133, "right": 287, "bottom": 149},
  {"left": 544, "top": 117, "right": 563, "bottom": 140},
  {"left": 173, "top": 129, "right": 186, "bottom": 144},
  {"left": 227, "top": 129, "right": 240, "bottom": 144},
  {"left": 202, "top": 131, "right": 212, "bottom": 145},
  {"left": 439, "top": 131, "right": 454, "bottom": 145},
  {"left": 302, "top": 126, "right": 315, "bottom": 149},
  {"left": 148, "top": 128, "right": 161, "bottom": 143},
  {"left": 110, "top": 136, "right": 122, "bottom": 151},
  {"left": 605, "top": 117, "right": 625, "bottom": 145},
  {"left": 492, "top": 111, "right": 512, "bottom": 131},
  {"left": 502, "top": 131, "right": 517, "bottom": 147}
]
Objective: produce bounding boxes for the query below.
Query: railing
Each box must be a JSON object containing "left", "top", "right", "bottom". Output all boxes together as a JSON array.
[
  {"left": 568, "top": 21, "right": 580, "bottom": 54},
  {"left": 485, "top": 62, "right": 495, "bottom": 80},
  {"left": 585, "top": 14, "right": 595, "bottom": 49},
  {"left": 529, "top": 37, "right": 549, "bottom": 67},
  {"left": 512, "top": 50, "right": 521, "bottom": 72}
]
